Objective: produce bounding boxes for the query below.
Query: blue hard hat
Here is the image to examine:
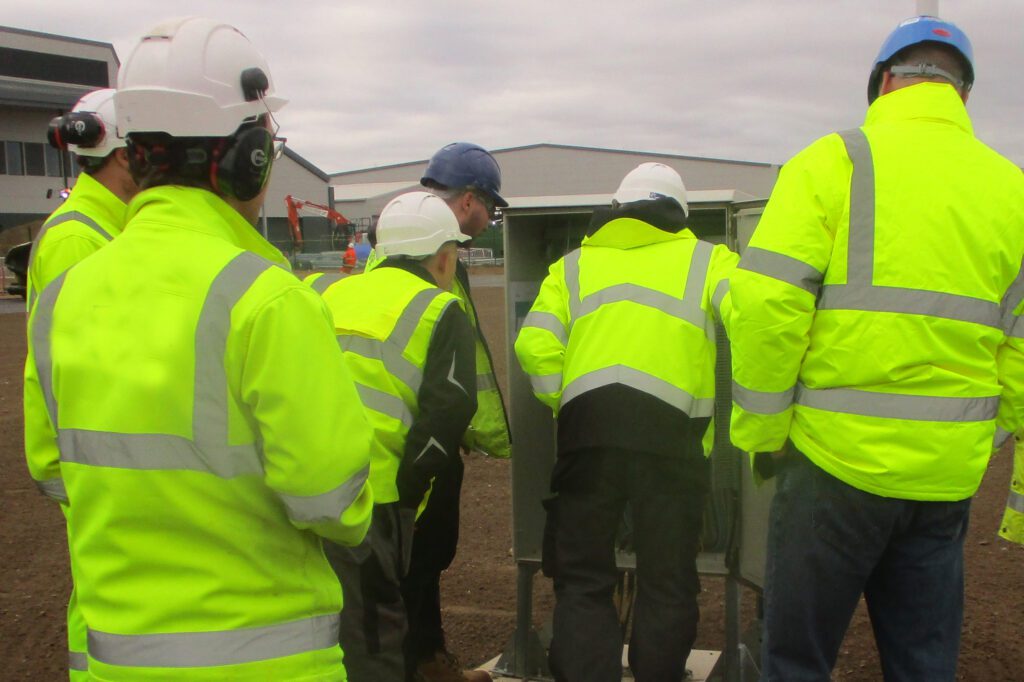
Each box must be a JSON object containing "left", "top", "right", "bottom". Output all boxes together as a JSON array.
[
  {"left": 867, "top": 15, "right": 974, "bottom": 104},
  {"left": 421, "top": 142, "right": 508, "bottom": 208}
]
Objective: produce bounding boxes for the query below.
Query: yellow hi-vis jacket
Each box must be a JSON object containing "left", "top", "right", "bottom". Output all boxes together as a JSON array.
[
  {"left": 23, "top": 186, "right": 374, "bottom": 681},
  {"left": 26, "top": 171, "right": 127, "bottom": 680},
  {"left": 514, "top": 217, "right": 737, "bottom": 453},
  {"left": 1000, "top": 431, "right": 1024, "bottom": 543},
  {"left": 27, "top": 172, "right": 127, "bottom": 308},
  {"left": 321, "top": 266, "right": 463, "bottom": 504},
  {"left": 730, "top": 82, "right": 1024, "bottom": 501}
]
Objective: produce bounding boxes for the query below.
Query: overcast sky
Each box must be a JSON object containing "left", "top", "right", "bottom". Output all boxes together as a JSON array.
[{"left": 8, "top": 1, "right": 1023, "bottom": 173}]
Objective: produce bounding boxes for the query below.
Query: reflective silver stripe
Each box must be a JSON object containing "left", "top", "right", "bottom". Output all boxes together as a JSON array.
[
  {"left": 522, "top": 310, "right": 568, "bottom": 346},
  {"left": 576, "top": 283, "right": 707, "bottom": 331},
  {"left": 88, "top": 613, "right": 339, "bottom": 668},
  {"left": 58, "top": 430, "right": 262, "bottom": 478},
  {"left": 29, "top": 211, "right": 113, "bottom": 272},
  {"left": 476, "top": 372, "right": 497, "bottom": 391},
  {"left": 390, "top": 288, "right": 445, "bottom": 349},
  {"left": 311, "top": 272, "right": 344, "bottom": 295},
  {"left": 732, "top": 381, "right": 795, "bottom": 415},
  {"left": 1008, "top": 314, "right": 1024, "bottom": 339},
  {"left": 684, "top": 241, "right": 712, "bottom": 307},
  {"left": 277, "top": 464, "right": 369, "bottom": 523},
  {"left": 712, "top": 279, "right": 729, "bottom": 318},
  {"left": 561, "top": 365, "right": 715, "bottom": 418},
  {"left": 738, "top": 247, "right": 823, "bottom": 296},
  {"left": 35, "top": 478, "right": 68, "bottom": 502},
  {"left": 528, "top": 372, "right": 562, "bottom": 395},
  {"left": 31, "top": 270, "right": 67, "bottom": 429},
  {"left": 818, "top": 285, "right": 1000, "bottom": 328},
  {"left": 838, "top": 128, "right": 875, "bottom": 287},
  {"left": 994, "top": 426, "right": 1014, "bottom": 450},
  {"left": 355, "top": 383, "right": 413, "bottom": 427},
  {"left": 1001, "top": 257, "right": 1024, "bottom": 323},
  {"left": 341, "top": 335, "right": 423, "bottom": 396},
  {"left": 564, "top": 249, "right": 582, "bottom": 322},
  {"left": 796, "top": 384, "right": 998, "bottom": 422},
  {"left": 1007, "top": 489, "right": 1024, "bottom": 514},
  {"left": 68, "top": 650, "right": 88, "bottom": 671}
]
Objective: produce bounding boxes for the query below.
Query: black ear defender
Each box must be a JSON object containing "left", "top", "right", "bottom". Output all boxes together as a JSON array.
[
  {"left": 210, "top": 125, "right": 274, "bottom": 202},
  {"left": 47, "top": 112, "right": 105, "bottom": 150}
]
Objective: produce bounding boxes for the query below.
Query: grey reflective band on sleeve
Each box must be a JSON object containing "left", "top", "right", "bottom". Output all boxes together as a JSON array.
[
  {"left": 389, "top": 288, "right": 445, "bottom": 349},
  {"left": 561, "top": 365, "right": 715, "bottom": 418},
  {"left": 29, "top": 211, "right": 113, "bottom": 272},
  {"left": 563, "top": 249, "right": 582, "bottom": 324},
  {"left": 476, "top": 372, "right": 497, "bottom": 391},
  {"left": 712, "top": 279, "right": 730, "bottom": 316},
  {"left": 340, "top": 334, "right": 423, "bottom": 397},
  {"left": 311, "top": 272, "right": 344, "bottom": 295},
  {"left": 738, "top": 247, "right": 823, "bottom": 296},
  {"left": 732, "top": 381, "right": 795, "bottom": 415},
  {"left": 35, "top": 477, "right": 68, "bottom": 502},
  {"left": 684, "top": 240, "right": 712, "bottom": 307},
  {"left": 87, "top": 613, "right": 340, "bottom": 668},
  {"left": 528, "top": 373, "right": 563, "bottom": 395},
  {"left": 522, "top": 310, "right": 568, "bottom": 346},
  {"left": 277, "top": 464, "right": 369, "bottom": 524},
  {"left": 838, "top": 128, "right": 876, "bottom": 287},
  {"left": 994, "top": 426, "right": 1014, "bottom": 450},
  {"left": 354, "top": 383, "right": 414, "bottom": 428},
  {"left": 1001, "top": 257, "right": 1024, "bottom": 335},
  {"left": 31, "top": 270, "right": 68, "bottom": 429},
  {"left": 68, "top": 650, "right": 88, "bottom": 671},
  {"left": 796, "top": 384, "right": 999, "bottom": 422},
  {"left": 1007, "top": 489, "right": 1024, "bottom": 514},
  {"left": 818, "top": 285, "right": 1000, "bottom": 328}
]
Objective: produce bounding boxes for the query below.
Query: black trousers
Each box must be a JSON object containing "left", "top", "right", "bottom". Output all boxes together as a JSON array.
[
  {"left": 401, "top": 451, "right": 465, "bottom": 678},
  {"left": 544, "top": 447, "right": 707, "bottom": 682}
]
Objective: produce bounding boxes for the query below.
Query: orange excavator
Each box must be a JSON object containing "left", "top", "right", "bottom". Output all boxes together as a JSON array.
[{"left": 284, "top": 194, "right": 353, "bottom": 254}]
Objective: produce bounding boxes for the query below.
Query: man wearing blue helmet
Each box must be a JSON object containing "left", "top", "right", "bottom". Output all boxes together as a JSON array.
[
  {"left": 399, "top": 142, "right": 510, "bottom": 682},
  {"left": 730, "top": 14, "right": 1024, "bottom": 681}
]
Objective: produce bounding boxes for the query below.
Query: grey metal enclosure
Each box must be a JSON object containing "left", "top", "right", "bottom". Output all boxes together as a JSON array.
[{"left": 497, "top": 191, "right": 772, "bottom": 681}]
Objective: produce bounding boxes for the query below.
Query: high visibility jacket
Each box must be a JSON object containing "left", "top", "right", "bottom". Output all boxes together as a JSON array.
[
  {"left": 514, "top": 215, "right": 737, "bottom": 453},
  {"left": 730, "top": 83, "right": 1024, "bottom": 501},
  {"left": 321, "top": 265, "right": 474, "bottom": 505},
  {"left": 1000, "top": 431, "right": 1024, "bottom": 544},
  {"left": 304, "top": 270, "right": 347, "bottom": 295},
  {"left": 365, "top": 247, "right": 383, "bottom": 272},
  {"left": 26, "top": 171, "right": 126, "bottom": 681},
  {"left": 27, "top": 172, "right": 127, "bottom": 308},
  {"left": 23, "top": 186, "right": 374, "bottom": 681},
  {"left": 453, "top": 262, "right": 512, "bottom": 458}
]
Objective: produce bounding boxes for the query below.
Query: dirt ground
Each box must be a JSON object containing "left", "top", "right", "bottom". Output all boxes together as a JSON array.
[{"left": 2, "top": 269, "right": 1023, "bottom": 680}]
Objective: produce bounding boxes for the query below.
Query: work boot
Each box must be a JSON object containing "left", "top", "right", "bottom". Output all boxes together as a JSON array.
[{"left": 413, "top": 650, "right": 491, "bottom": 682}]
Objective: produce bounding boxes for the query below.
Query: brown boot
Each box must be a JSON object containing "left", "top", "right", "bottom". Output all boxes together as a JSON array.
[{"left": 413, "top": 650, "right": 491, "bottom": 682}]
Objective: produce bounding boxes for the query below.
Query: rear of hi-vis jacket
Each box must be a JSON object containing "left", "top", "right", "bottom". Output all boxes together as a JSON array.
[{"left": 729, "top": 82, "right": 1024, "bottom": 501}]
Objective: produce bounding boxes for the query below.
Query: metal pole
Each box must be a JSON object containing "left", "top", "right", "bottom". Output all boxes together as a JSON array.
[
  {"left": 724, "top": 576, "right": 740, "bottom": 682},
  {"left": 513, "top": 563, "right": 535, "bottom": 678},
  {"left": 917, "top": 0, "right": 939, "bottom": 16}
]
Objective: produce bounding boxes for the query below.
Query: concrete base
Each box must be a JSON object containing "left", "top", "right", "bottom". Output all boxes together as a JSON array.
[{"left": 480, "top": 648, "right": 721, "bottom": 681}]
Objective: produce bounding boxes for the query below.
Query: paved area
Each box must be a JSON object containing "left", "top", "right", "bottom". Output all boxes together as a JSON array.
[
  {"left": 469, "top": 274, "right": 505, "bottom": 288},
  {"left": 0, "top": 298, "right": 24, "bottom": 315}
]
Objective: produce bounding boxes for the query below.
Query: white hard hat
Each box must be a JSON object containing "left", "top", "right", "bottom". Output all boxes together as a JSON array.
[
  {"left": 115, "top": 17, "right": 287, "bottom": 137},
  {"left": 612, "top": 162, "right": 689, "bottom": 216},
  {"left": 376, "top": 191, "right": 471, "bottom": 258},
  {"left": 67, "top": 89, "right": 125, "bottom": 158}
]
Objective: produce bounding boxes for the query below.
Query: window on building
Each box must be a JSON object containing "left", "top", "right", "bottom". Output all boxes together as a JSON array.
[
  {"left": 44, "top": 144, "right": 63, "bottom": 177},
  {"left": 24, "top": 142, "right": 46, "bottom": 176},
  {"left": 5, "top": 141, "right": 23, "bottom": 175}
]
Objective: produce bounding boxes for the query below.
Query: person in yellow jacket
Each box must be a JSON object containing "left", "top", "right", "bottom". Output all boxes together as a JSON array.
[
  {"left": 25, "top": 86, "right": 139, "bottom": 682},
  {"left": 729, "top": 16, "right": 1024, "bottom": 681},
  {"left": 318, "top": 191, "right": 477, "bottom": 681},
  {"left": 23, "top": 17, "right": 373, "bottom": 681},
  {"left": 515, "top": 163, "right": 737, "bottom": 682},
  {"left": 388, "top": 142, "right": 509, "bottom": 682},
  {"left": 999, "top": 431, "right": 1024, "bottom": 544}
]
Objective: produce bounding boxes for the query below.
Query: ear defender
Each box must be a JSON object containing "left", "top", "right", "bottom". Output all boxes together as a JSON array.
[
  {"left": 47, "top": 112, "right": 105, "bottom": 150},
  {"left": 211, "top": 126, "right": 274, "bottom": 202}
]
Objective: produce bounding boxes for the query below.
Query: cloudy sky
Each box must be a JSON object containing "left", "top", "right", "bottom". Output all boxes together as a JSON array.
[{"left": 9, "top": 1, "right": 1023, "bottom": 172}]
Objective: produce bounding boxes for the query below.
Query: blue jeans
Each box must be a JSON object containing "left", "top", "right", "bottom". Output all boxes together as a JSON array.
[{"left": 761, "top": 448, "right": 970, "bottom": 682}]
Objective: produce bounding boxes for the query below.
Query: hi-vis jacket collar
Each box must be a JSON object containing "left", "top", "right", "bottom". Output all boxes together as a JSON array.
[
  {"left": 866, "top": 81, "right": 973, "bottom": 136},
  {"left": 584, "top": 217, "right": 697, "bottom": 250},
  {"left": 125, "top": 186, "right": 289, "bottom": 266}
]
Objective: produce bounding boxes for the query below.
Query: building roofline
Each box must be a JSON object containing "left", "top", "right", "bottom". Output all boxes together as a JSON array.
[
  {"left": 0, "top": 25, "right": 120, "bottom": 65},
  {"left": 330, "top": 142, "right": 778, "bottom": 177},
  {"left": 283, "top": 146, "right": 330, "bottom": 182}
]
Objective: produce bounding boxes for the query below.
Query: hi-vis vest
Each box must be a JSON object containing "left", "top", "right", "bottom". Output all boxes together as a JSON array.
[
  {"left": 322, "top": 266, "right": 460, "bottom": 504},
  {"left": 453, "top": 269, "right": 511, "bottom": 458},
  {"left": 23, "top": 186, "right": 374, "bottom": 681},
  {"left": 1000, "top": 432, "right": 1024, "bottom": 544},
  {"left": 729, "top": 83, "right": 1024, "bottom": 501},
  {"left": 514, "top": 218, "right": 736, "bottom": 453},
  {"left": 27, "top": 172, "right": 127, "bottom": 309}
]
